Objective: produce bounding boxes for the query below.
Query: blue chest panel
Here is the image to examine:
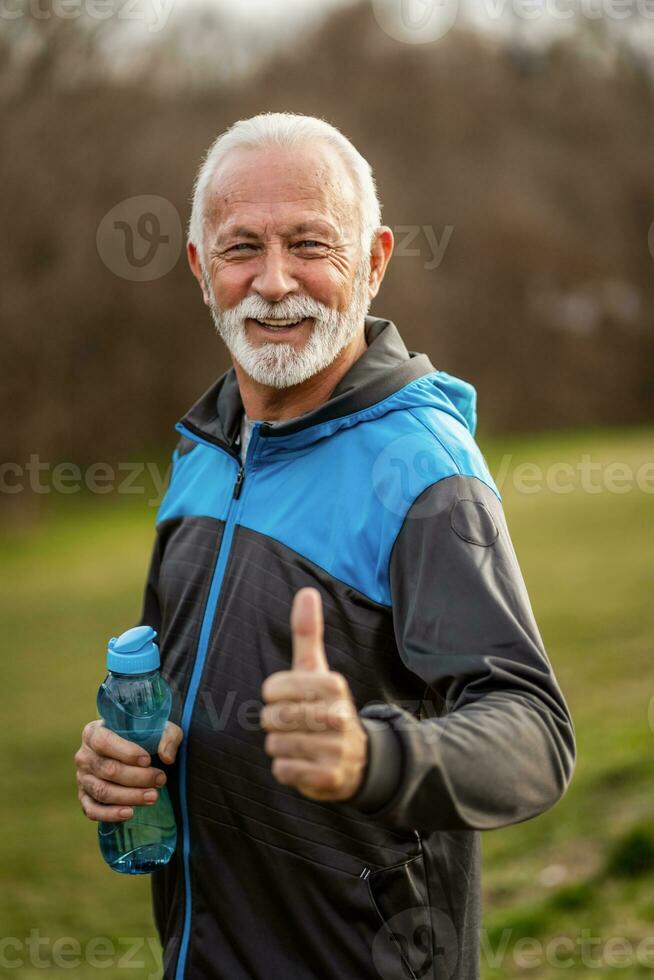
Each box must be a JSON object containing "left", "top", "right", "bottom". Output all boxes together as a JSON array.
[
  {"left": 157, "top": 440, "right": 238, "bottom": 526},
  {"left": 156, "top": 402, "right": 499, "bottom": 608}
]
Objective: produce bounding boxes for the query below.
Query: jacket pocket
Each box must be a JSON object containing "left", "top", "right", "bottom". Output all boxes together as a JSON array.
[{"left": 365, "top": 844, "right": 456, "bottom": 980}]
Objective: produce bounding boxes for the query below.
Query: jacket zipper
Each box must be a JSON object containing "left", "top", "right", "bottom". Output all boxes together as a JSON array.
[{"left": 173, "top": 421, "right": 261, "bottom": 980}]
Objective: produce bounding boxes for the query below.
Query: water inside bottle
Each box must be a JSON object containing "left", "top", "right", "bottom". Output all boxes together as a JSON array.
[
  {"left": 99, "top": 804, "right": 177, "bottom": 874},
  {"left": 98, "top": 672, "right": 172, "bottom": 754}
]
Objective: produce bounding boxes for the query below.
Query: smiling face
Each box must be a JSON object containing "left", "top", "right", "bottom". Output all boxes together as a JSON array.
[{"left": 188, "top": 141, "right": 378, "bottom": 389}]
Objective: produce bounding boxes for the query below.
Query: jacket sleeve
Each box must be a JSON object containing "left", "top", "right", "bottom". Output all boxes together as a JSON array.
[{"left": 348, "top": 473, "right": 576, "bottom": 833}]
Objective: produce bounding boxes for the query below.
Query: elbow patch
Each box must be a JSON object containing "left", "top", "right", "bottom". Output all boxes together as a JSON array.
[{"left": 450, "top": 498, "right": 499, "bottom": 547}]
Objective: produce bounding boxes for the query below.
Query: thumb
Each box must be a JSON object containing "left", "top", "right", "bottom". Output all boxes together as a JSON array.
[
  {"left": 158, "top": 721, "right": 184, "bottom": 764},
  {"left": 291, "top": 588, "right": 329, "bottom": 673}
]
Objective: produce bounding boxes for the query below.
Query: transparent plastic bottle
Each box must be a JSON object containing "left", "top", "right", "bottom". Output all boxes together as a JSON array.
[{"left": 96, "top": 625, "right": 177, "bottom": 874}]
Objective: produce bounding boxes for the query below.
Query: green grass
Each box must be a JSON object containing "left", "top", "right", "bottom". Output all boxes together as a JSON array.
[
  {"left": 0, "top": 497, "right": 162, "bottom": 979},
  {"left": 477, "top": 425, "right": 654, "bottom": 979},
  {"left": 1, "top": 427, "right": 652, "bottom": 979}
]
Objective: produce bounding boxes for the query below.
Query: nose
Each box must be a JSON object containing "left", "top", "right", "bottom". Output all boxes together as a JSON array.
[{"left": 250, "top": 244, "right": 298, "bottom": 303}]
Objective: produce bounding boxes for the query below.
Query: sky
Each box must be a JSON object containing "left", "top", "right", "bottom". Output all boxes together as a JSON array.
[
  {"left": 179, "top": 0, "right": 654, "bottom": 52},
  {"left": 182, "top": 0, "right": 355, "bottom": 28}
]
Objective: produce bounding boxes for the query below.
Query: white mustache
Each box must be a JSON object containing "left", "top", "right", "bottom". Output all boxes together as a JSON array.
[{"left": 227, "top": 294, "right": 335, "bottom": 324}]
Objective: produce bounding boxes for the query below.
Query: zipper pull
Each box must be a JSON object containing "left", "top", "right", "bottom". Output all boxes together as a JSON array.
[{"left": 233, "top": 465, "right": 245, "bottom": 499}]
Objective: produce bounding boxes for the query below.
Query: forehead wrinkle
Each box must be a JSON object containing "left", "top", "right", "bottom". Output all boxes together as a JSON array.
[
  {"left": 211, "top": 164, "right": 340, "bottom": 210},
  {"left": 214, "top": 187, "right": 348, "bottom": 215},
  {"left": 210, "top": 200, "right": 356, "bottom": 248},
  {"left": 218, "top": 218, "right": 340, "bottom": 242},
  {"left": 212, "top": 186, "right": 348, "bottom": 219}
]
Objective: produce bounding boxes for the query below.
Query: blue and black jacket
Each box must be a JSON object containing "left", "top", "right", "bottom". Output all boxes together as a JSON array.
[{"left": 140, "top": 315, "right": 576, "bottom": 980}]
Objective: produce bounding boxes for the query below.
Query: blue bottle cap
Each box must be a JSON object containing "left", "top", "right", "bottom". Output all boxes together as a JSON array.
[{"left": 107, "top": 625, "right": 160, "bottom": 674}]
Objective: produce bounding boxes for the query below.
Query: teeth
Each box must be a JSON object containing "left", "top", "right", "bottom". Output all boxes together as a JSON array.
[{"left": 256, "top": 318, "right": 303, "bottom": 327}]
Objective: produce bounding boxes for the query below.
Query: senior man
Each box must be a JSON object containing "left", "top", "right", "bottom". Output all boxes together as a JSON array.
[{"left": 75, "top": 113, "right": 576, "bottom": 980}]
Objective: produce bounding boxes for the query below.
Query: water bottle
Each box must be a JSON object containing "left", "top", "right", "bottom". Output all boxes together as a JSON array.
[{"left": 96, "top": 625, "right": 177, "bottom": 874}]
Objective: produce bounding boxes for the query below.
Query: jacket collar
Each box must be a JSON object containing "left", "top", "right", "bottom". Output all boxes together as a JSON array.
[{"left": 177, "top": 315, "right": 435, "bottom": 451}]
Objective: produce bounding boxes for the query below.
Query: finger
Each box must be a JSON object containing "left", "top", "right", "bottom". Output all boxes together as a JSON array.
[
  {"left": 260, "top": 700, "right": 352, "bottom": 733},
  {"left": 78, "top": 789, "right": 134, "bottom": 824},
  {"left": 80, "top": 748, "right": 166, "bottom": 789},
  {"left": 83, "top": 720, "right": 152, "bottom": 768},
  {"left": 264, "top": 731, "right": 343, "bottom": 762},
  {"left": 271, "top": 758, "right": 344, "bottom": 797},
  {"left": 157, "top": 721, "right": 184, "bottom": 764},
  {"left": 79, "top": 772, "right": 161, "bottom": 808},
  {"left": 291, "top": 588, "right": 329, "bottom": 673},
  {"left": 262, "top": 669, "right": 347, "bottom": 705}
]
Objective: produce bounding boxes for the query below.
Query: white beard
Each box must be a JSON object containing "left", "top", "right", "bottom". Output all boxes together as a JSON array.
[{"left": 206, "top": 259, "right": 371, "bottom": 389}]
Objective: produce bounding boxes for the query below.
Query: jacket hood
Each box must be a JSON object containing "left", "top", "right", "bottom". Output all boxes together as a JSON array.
[{"left": 177, "top": 315, "right": 477, "bottom": 451}]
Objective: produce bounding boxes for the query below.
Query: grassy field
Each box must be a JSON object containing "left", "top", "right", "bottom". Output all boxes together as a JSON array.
[{"left": 1, "top": 426, "right": 652, "bottom": 979}]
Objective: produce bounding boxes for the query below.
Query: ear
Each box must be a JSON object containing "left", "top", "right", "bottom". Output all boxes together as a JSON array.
[
  {"left": 187, "top": 240, "right": 211, "bottom": 308},
  {"left": 367, "top": 227, "right": 394, "bottom": 302}
]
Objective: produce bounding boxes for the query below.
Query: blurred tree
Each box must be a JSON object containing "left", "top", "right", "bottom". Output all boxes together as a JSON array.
[{"left": 1, "top": 0, "right": 652, "bottom": 479}]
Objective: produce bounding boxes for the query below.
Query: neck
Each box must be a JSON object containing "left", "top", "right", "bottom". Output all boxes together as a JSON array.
[{"left": 233, "top": 328, "right": 368, "bottom": 422}]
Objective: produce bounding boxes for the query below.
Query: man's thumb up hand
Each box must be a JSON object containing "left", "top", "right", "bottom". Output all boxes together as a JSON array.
[
  {"left": 261, "top": 586, "right": 369, "bottom": 802},
  {"left": 291, "top": 588, "right": 329, "bottom": 673}
]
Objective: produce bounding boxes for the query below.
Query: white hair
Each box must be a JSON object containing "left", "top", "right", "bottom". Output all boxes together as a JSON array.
[{"left": 188, "top": 112, "right": 382, "bottom": 266}]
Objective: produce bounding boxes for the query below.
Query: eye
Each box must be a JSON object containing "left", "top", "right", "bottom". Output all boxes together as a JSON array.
[
  {"left": 294, "top": 240, "right": 325, "bottom": 250},
  {"left": 227, "top": 243, "right": 257, "bottom": 253}
]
